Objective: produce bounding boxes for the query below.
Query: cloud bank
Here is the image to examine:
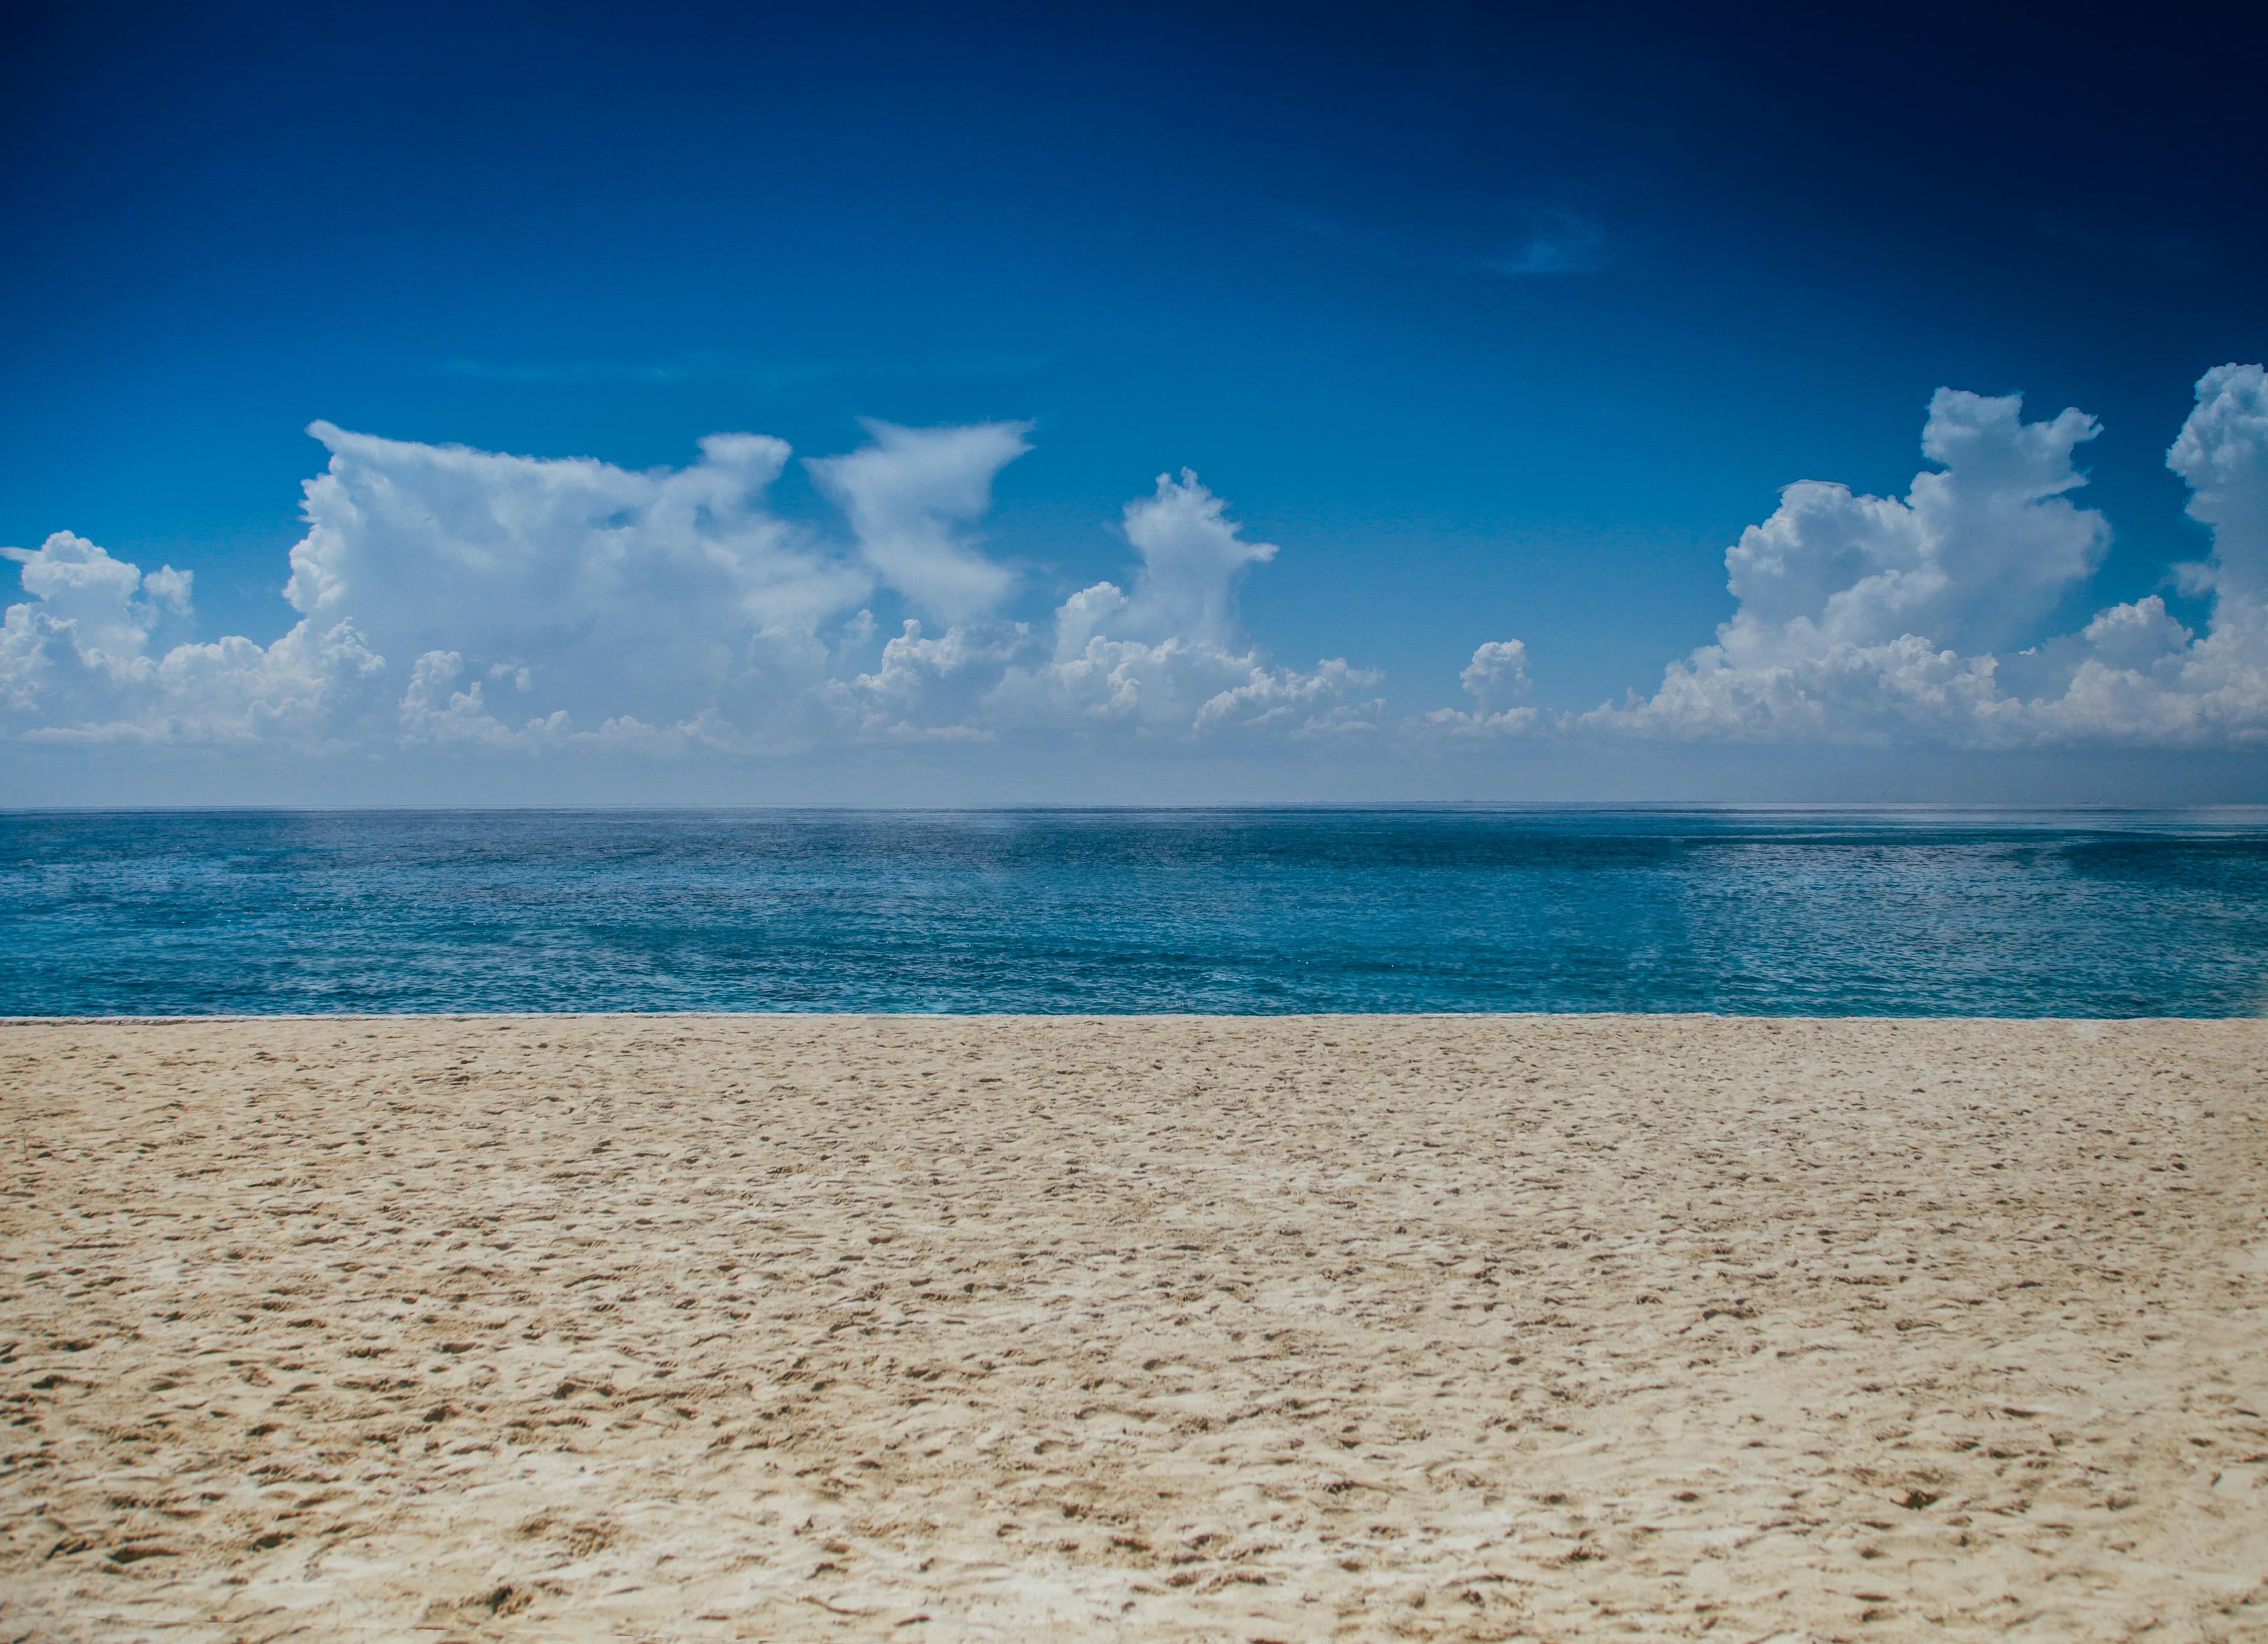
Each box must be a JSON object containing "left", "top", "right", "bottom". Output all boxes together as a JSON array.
[
  {"left": 1563, "top": 367, "right": 2268, "bottom": 748},
  {"left": 7, "top": 365, "right": 2268, "bottom": 782},
  {"left": 2, "top": 424, "right": 1374, "bottom": 756}
]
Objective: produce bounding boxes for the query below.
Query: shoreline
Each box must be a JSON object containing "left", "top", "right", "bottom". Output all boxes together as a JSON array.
[
  {"left": 8, "top": 1014, "right": 2264, "bottom": 1640},
  {"left": 6, "top": 1009, "right": 2259, "bottom": 1023}
]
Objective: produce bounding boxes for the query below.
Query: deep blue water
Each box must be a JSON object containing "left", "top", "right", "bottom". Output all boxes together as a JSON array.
[{"left": 1, "top": 808, "right": 2264, "bottom": 1016}]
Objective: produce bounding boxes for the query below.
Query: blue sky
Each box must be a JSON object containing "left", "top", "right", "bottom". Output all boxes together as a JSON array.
[{"left": 5, "top": 2, "right": 2266, "bottom": 801}]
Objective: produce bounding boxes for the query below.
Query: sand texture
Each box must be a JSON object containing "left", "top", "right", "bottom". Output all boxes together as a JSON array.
[{"left": 4, "top": 1014, "right": 2266, "bottom": 1643}]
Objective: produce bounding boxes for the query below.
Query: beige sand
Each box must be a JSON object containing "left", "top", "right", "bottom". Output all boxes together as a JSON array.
[{"left": 4, "top": 1015, "right": 2266, "bottom": 1643}]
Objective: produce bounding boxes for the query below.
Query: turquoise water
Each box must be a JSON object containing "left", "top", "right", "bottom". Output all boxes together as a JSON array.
[{"left": 1, "top": 807, "right": 2264, "bottom": 1016}]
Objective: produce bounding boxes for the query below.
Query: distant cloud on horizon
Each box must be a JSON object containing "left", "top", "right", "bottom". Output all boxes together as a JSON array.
[
  {"left": 1562, "top": 367, "right": 2268, "bottom": 750},
  {"left": 1, "top": 419, "right": 1374, "bottom": 757},
  {"left": 6, "top": 366, "right": 2268, "bottom": 777}
]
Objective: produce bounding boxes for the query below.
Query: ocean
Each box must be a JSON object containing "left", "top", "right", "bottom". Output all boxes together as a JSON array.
[{"left": 2, "top": 806, "right": 2264, "bottom": 1017}]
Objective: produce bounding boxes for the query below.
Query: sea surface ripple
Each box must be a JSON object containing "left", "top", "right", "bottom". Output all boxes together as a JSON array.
[{"left": 2, "top": 806, "right": 2265, "bottom": 1016}]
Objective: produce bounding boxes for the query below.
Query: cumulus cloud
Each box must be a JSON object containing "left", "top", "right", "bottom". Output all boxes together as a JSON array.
[
  {"left": 806, "top": 420, "right": 1030, "bottom": 625},
  {"left": 832, "top": 470, "right": 1380, "bottom": 742},
  {"left": 1415, "top": 640, "right": 1538, "bottom": 737},
  {"left": 2169, "top": 363, "right": 2268, "bottom": 610},
  {"left": 285, "top": 421, "right": 864, "bottom": 748},
  {"left": 1719, "top": 390, "right": 2109, "bottom": 658},
  {"left": 1022, "top": 470, "right": 1378, "bottom": 741},
  {"left": 0, "top": 530, "right": 383, "bottom": 745},
  {"left": 2, "top": 530, "right": 185, "bottom": 668},
  {"left": 14, "top": 369, "right": 2268, "bottom": 773},
  {"left": 1560, "top": 369, "right": 2268, "bottom": 749},
  {"left": 3, "top": 425, "right": 1372, "bottom": 756},
  {"left": 1113, "top": 470, "right": 1279, "bottom": 644}
]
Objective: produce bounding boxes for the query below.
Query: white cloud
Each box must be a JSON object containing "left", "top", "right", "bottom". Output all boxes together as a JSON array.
[
  {"left": 3, "top": 530, "right": 185, "bottom": 666},
  {"left": 1113, "top": 468, "right": 1279, "bottom": 644},
  {"left": 995, "top": 471, "right": 1379, "bottom": 741},
  {"left": 826, "top": 619, "right": 1029, "bottom": 743},
  {"left": 0, "top": 530, "right": 384, "bottom": 745},
  {"left": 1566, "top": 370, "right": 2268, "bottom": 749},
  {"left": 1021, "top": 470, "right": 1380, "bottom": 743},
  {"left": 1416, "top": 639, "right": 1539, "bottom": 737},
  {"left": 833, "top": 471, "right": 1381, "bottom": 742},
  {"left": 2169, "top": 363, "right": 2268, "bottom": 610},
  {"left": 1718, "top": 388, "right": 2109, "bottom": 661},
  {"left": 12, "top": 370, "right": 2268, "bottom": 777},
  {"left": 288, "top": 421, "right": 860, "bottom": 744},
  {"left": 396, "top": 650, "right": 569, "bottom": 749},
  {"left": 806, "top": 419, "right": 1030, "bottom": 625},
  {"left": 4, "top": 431, "right": 1371, "bottom": 756}
]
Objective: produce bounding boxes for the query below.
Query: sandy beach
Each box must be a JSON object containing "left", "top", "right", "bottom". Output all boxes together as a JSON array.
[{"left": 4, "top": 1014, "right": 2265, "bottom": 1642}]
